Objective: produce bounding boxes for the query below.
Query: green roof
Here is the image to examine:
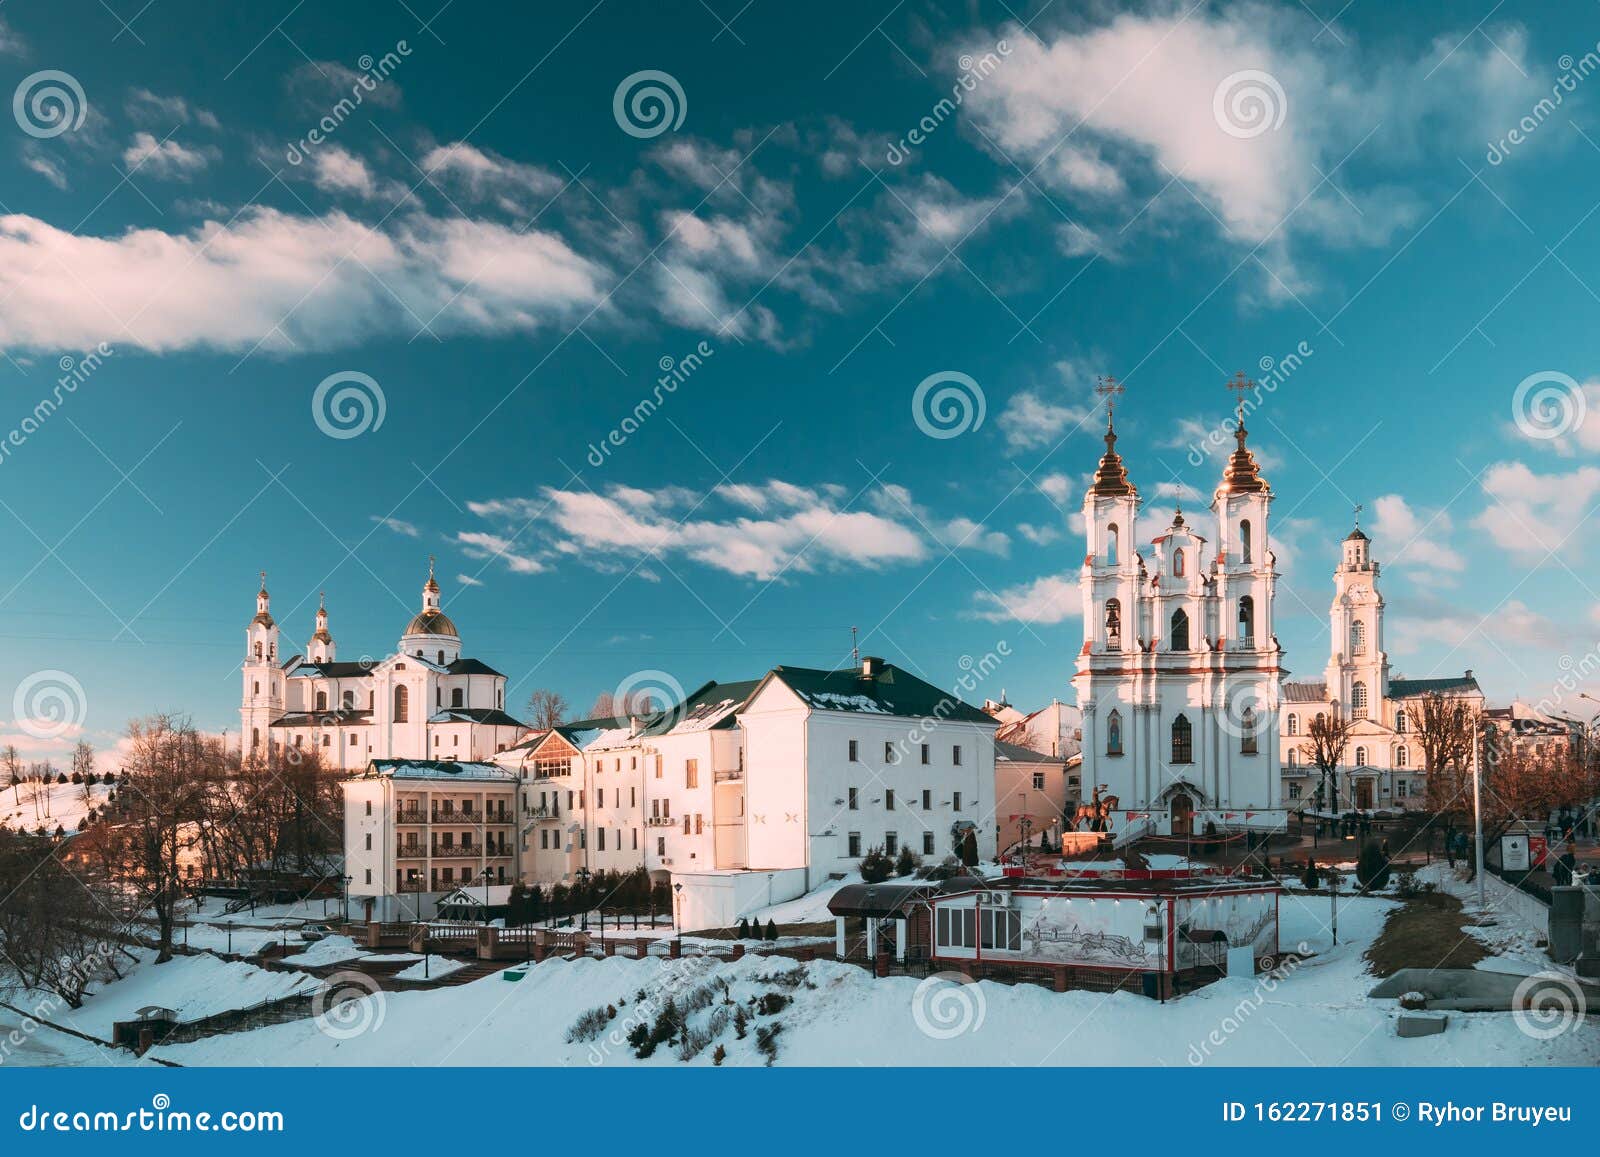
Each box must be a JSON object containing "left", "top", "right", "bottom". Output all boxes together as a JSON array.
[
  {"left": 1390, "top": 676, "right": 1480, "bottom": 698},
  {"left": 762, "top": 663, "right": 996, "bottom": 725}
]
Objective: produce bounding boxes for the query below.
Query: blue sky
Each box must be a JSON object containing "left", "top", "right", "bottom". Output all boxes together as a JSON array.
[{"left": 2, "top": 0, "right": 1600, "bottom": 762}]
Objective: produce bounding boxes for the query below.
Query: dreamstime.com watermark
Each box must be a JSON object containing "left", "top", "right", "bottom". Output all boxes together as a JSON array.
[
  {"left": 16, "top": 1095, "right": 284, "bottom": 1133},
  {"left": 12, "top": 669, "right": 88, "bottom": 741},
  {"left": 911, "top": 970, "right": 987, "bottom": 1039},
  {"left": 1212, "top": 70, "right": 1287, "bottom": 139},
  {"left": 312, "top": 370, "right": 387, "bottom": 440},
  {"left": 912, "top": 370, "right": 985, "bottom": 439},
  {"left": 1486, "top": 47, "right": 1600, "bottom": 165},
  {"left": 0, "top": 343, "right": 114, "bottom": 468},
  {"left": 1184, "top": 342, "right": 1313, "bottom": 466},
  {"left": 886, "top": 42, "right": 1012, "bottom": 166},
  {"left": 587, "top": 340, "right": 714, "bottom": 467},
  {"left": 1510, "top": 370, "right": 1586, "bottom": 441},
  {"left": 613, "top": 70, "right": 687, "bottom": 139},
  {"left": 13, "top": 70, "right": 87, "bottom": 139},
  {"left": 890, "top": 643, "right": 1010, "bottom": 764},
  {"left": 286, "top": 43, "right": 412, "bottom": 165}
]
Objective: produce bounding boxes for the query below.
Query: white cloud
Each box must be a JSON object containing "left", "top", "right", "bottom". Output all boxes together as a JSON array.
[
  {"left": 964, "top": 6, "right": 1533, "bottom": 283},
  {"left": 420, "top": 142, "right": 564, "bottom": 212},
  {"left": 1368, "top": 494, "right": 1463, "bottom": 573},
  {"left": 1474, "top": 461, "right": 1600, "bottom": 559},
  {"left": 456, "top": 531, "right": 546, "bottom": 574},
  {"left": 1514, "top": 378, "right": 1600, "bottom": 458},
  {"left": 0, "top": 208, "right": 609, "bottom": 353},
  {"left": 123, "top": 132, "right": 213, "bottom": 180},
  {"left": 309, "top": 146, "right": 382, "bottom": 199},
  {"left": 1016, "top": 522, "right": 1063, "bottom": 546},
  {"left": 1036, "top": 473, "right": 1073, "bottom": 504},
  {"left": 22, "top": 151, "right": 67, "bottom": 190},
  {"left": 455, "top": 573, "right": 484, "bottom": 587},
  {"left": 998, "top": 364, "right": 1097, "bottom": 451},
  {"left": 971, "top": 574, "right": 1080, "bottom": 624},
  {"left": 370, "top": 515, "right": 419, "bottom": 537},
  {"left": 126, "top": 89, "right": 220, "bottom": 130}
]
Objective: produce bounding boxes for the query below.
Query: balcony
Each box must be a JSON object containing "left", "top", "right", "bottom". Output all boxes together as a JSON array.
[
  {"left": 645, "top": 815, "right": 676, "bottom": 828},
  {"left": 429, "top": 809, "right": 512, "bottom": 825},
  {"left": 397, "top": 844, "right": 426, "bottom": 859},
  {"left": 524, "top": 804, "right": 558, "bottom": 820},
  {"left": 429, "top": 842, "right": 509, "bottom": 858},
  {"left": 396, "top": 810, "right": 426, "bottom": 825},
  {"left": 713, "top": 768, "right": 744, "bottom": 782}
]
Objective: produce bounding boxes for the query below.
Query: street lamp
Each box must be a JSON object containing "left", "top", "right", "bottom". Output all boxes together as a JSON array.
[
  {"left": 673, "top": 881, "right": 683, "bottom": 943},
  {"left": 480, "top": 867, "right": 493, "bottom": 927},
  {"left": 575, "top": 866, "right": 592, "bottom": 931}
]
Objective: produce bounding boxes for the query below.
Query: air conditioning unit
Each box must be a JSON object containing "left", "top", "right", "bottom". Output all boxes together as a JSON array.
[{"left": 987, "top": 891, "right": 1011, "bottom": 907}]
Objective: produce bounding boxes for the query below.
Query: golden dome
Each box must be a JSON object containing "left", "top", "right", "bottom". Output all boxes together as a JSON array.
[{"left": 404, "top": 608, "right": 458, "bottom": 637}]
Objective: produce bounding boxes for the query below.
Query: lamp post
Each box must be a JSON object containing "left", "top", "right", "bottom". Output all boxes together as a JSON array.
[
  {"left": 576, "top": 866, "right": 591, "bottom": 932},
  {"left": 480, "top": 867, "right": 493, "bottom": 926},
  {"left": 340, "top": 874, "right": 351, "bottom": 925},
  {"left": 673, "top": 881, "right": 683, "bottom": 944},
  {"left": 1472, "top": 716, "right": 1485, "bottom": 910}
]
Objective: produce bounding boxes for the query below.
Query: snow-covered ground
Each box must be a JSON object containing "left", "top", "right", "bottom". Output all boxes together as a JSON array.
[
  {"left": 139, "top": 886, "right": 1598, "bottom": 1068},
  {"left": 46, "top": 950, "right": 318, "bottom": 1042},
  {"left": 394, "top": 956, "right": 467, "bottom": 982},
  {"left": 0, "top": 781, "right": 111, "bottom": 834}
]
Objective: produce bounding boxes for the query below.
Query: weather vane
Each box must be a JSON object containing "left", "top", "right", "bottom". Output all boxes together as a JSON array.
[{"left": 1353, "top": 502, "right": 1363, "bottom": 529}]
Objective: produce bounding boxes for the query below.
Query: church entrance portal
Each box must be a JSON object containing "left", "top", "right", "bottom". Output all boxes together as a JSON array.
[
  {"left": 1355, "top": 779, "right": 1374, "bottom": 810},
  {"left": 1170, "top": 793, "right": 1195, "bottom": 837}
]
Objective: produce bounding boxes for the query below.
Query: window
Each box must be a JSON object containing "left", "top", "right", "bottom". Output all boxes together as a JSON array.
[
  {"left": 632, "top": 829, "right": 638, "bottom": 850},
  {"left": 1173, "top": 548, "right": 1186, "bottom": 577},
  {"left": 1238, "top": 595, "right": 1255, "bottom": 644},
  {"left": 1395, "top": 710, "right": 1407, "bottom": 733},
  {"left": 1351, "top": 619, "right": 1366, "bottom": 655},
  {"left": 364, "top": 833, "right": 372, "bottom": 851},
  {"left": 342, "top": 690, "right": 355, "bottom": 709},
  {"left": 952, "top": 746, "right": 962, "bottom": 766},
  {"left": 848, "top": 740, "right": 859, "bottom": 762},
  {"left": 682, "top": 816, "right": 691, "bottom": 835},
  {"left": 885, "top": 832, "right": 898, "bottom": 855},
  {"left": 1171, "top": 714, "right": 1194, "bottom": 763},
  {"left": 597, "top": 829, "right": 606, "bottom": 851},
  {"left": 980, "top": 907, "right": 1022, "bottom": 951},
  {"left": 1105, "top": 598, "right": 1122, "bottom": 648},
  {"left": 918, "top": 789, "right": 930, "bottom": 809},
  {"left": 1170, "top": 608, "right": 1190, "bottom": 651},
  {"left": 1352, "top": 681, "right": 1368, "bottom": 719},
  {"left": 1287, "top": 713, "right": 1299, "bottom": 736},
  {"left": 884, "top": 741, "right": 896, "bottom": 764},
  {"left": 885, "top": 789, "right": 896, "bottom": 811},
  {"left": 848, "top": 787, "right": 859, "bottom": 810},
  {"left": 1107, "top": 709, "right": 1123, "bottom": 756},
  {"left": 393, "top": 684, "right": 409, "bottom": 723},
  {"left": 1240, "top": 707, "right": 1258, "bottom": 754},
  {"left": 952, "top": 791, "right": 962, "bottom": 811},
  {"left": 657, "top": 837, "right": 665, "bottom": 856},
  {"left": 685, "top": 759, "right": 699, "bottom": 788},
  {"left": 1240, "top": 519, "right": 1253, "bottom": 563},
  {"left": 920, "top": 743, "right": 930, "bottom": 764},
  {"left": 848, "top": 832, "right": 862, "bottom": 857},
  {"left": 1288, "top": 782, "right": 1301, "bottom": 800},
  {"left": 540, "top": 830, "right": 549, "bottom": 850},
  {"left": 365, "top": 869, "right": 372, "bottom": 885},
  {"left": 1288, "top": 749, "right": 1299, "bottom": 767},
  {"left": 365, "top": 800, "right": 372, "bottom": 816},
  {"left": 1355, "top": 746, "right": 1367, "bottom": 766},
  {"left": 452, "top": 688, "right": 464, "bottom": 708},
  {"left": 597, "top": 788, "right": 604, "bottom": 808},
  {"left": 1396, "top": 745, "right": 1409, "bottom": 767},
  {"left": 935, "top": 906, "right": 976, "bottom": 950},
  {"left": 1106, "top": 523, "right": 1119, "bottom": 565},
  {"left": 1396, "top": 779, "right": 1409, "bottom": 798},
  {"left": 316, "top": 691, "right": 327, "bottom": 711},
  {"left": 1032, "top": 772, "right": 1046, "bottom": 790}
]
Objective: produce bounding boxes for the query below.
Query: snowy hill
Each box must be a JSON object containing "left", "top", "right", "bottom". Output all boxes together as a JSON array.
[{"left": 0, "top": 780, "right": 112, "bottom": 834}]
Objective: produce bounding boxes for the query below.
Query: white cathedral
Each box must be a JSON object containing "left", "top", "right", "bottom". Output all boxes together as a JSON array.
[
  {"left": 240, "top": 561, "right": 528, "bottom": 769},
  {"left": 1072, "top": 381, "right": 1285, "bottom": 839}
]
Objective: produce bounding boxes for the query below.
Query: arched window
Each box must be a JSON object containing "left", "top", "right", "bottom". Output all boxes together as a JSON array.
[
  {"left": 1240, "top": 706, "right": 1258, "bottom": 754},
  {"left": 452, "top": 688, "right": 464, "bottom": 708},
  {"left": 1106, "top": 523, "right": 1120, "bottom": 566},
  {"left": 1351, "top": 619, "right": 1366, "bottom": 655},
  {"left": 1173, "top": 548, "right": 1186, "bottom": 577},
  {"left": 1354, "top": 745, "right": 1367, "bottom": 766},
  {"left": 437, "top": 650, "right": 445, "bottom": 665},
  {"left": 1395, "top": 709, "right": 1407, "bottom": 733},
  {"left": 1107, "top": 709, "right": 1124, "bottom": 756},
  {"left": 1170, "top": 608, "right": 1190, "bottom": 651},
  {"left": 1240, "top": 519, "right": 1253, "bottom": 563},
  {"left": 1238, "top": 596, "right": 1255, "bottom": 644},
  {"left": 251, "top": 727, "right": 260, "bottom": 750},
  {"left": 1351, "top": 680, "right": 1368, "bottom": 719},
  {"left": 1287, "top": 713, "right": 1299, "bottom": 736},
  {"left": 1288, "top": 749, "right": 1299, "bottom": 767},
  {"left": 342, "top": 690, "right": 354, "bottom": 710},
  {"left": 1396, "top": 745, "right": 1408, "bottom": 767},
  {"left": 315, "top": 691, "right": 327, "bottom": 712},
  {"left": 1315, "top": 712, "right": 1326, "bottom": 727},
  {"left": 1105, "top": 598, "right": 1122, "bottom": 648},
  {"left": 393, "top": 685, "right": 409, "bottom": 723},
  {"left": 254, "top": 641, "right": 263, "bottom": 660},
  {"left": 1171, "top": 714, "right": 1194, "bottom": 763}
]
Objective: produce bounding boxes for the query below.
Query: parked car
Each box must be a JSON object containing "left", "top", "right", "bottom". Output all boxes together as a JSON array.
[{"left": 299, "top": 923, "right": 332, "bottom": 942}]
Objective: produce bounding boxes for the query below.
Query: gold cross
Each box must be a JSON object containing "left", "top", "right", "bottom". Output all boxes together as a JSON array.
[
  {"left": 1226, "top": 371, "right": 1254, "bottom": 419},
  {"left": 1095, "top": 374, "right": 1124, "bottom": 421}
]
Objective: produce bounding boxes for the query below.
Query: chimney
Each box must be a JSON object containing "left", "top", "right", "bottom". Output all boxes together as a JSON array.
[{"left": 860, "top": 655, "right": 884, "bottom": 680}]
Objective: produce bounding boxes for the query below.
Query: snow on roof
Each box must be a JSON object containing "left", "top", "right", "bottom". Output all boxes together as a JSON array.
[
  {"left": 579, "top": 725, "right": 640, "bottom": 751},
  {"left": 360, "top": 759, "right": 516, "bottom": 782},
  {"left": 666, "top": 697, "right": 742, "bottom": 733},
  {"left": 797, "top": 690, "right": 894, "bottom": 713}
]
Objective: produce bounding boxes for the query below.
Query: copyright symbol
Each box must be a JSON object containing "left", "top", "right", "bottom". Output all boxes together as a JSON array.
[{"left": 1391, "top": 1103, "right": 1409, "bottom": 1121}]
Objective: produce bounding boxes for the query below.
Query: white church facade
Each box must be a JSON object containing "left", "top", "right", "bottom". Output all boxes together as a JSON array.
[
  {"left": 1072, "top": 379, "right": 1286, "bottom": 840},
  {"left": 240, "top": 561, "right": 528, "bottom": 769}
]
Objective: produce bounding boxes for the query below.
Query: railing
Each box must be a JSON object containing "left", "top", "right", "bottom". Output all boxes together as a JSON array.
[
  {"left": 429, "top": 809, "right": 511, "bottom": 824},
  {"left": 645, "top": 815, "right": 676, "bottom": 827},
  {"left": 396, "top": 811, "right": 425, "bottom": 824},
  {"left": 428, "top": 843, "right": 506, "bottom": 858},
  {"left": 525, "top": 805, "right": 557, "bottom": 819},
  {"left": 397, "top": 844, "right": 425, "bottom": 859},
  {"left": 714, "top": 768, "right": 744, "bottom": 782}
]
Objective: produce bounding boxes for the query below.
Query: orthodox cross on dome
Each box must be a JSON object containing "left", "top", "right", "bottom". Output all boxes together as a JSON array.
[
  {"left": 1352, "top": 502, "right": 1363, "bottom": 529},
  {"left": 258, "top": 569, "right": 267, "bottom": 590},
  {"left": 1095, "top": 374, "right": 1125, "bottom": 427},
  {"left": 1226, "top": 371, "right": 1254, "bottom": 424}
]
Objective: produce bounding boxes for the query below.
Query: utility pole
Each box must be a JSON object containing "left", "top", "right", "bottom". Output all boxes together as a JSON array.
[{"left": 1472, "top": 719, "right": 1485, "bottom": 909}]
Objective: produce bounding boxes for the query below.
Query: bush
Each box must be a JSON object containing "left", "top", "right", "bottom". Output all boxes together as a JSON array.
[
  {"left": 1356, "top": 840, "right": 1390, "bottom": 893},
  {"left": 566, "top": 1004, "right": 616, "bottom": 1043},
  {"left": 734, "top": 1006, "right": 748, "bottom": 1039},
  {"left": 754, "top": 991, "right": 790, "bottom": 1016},
  {"left": 894, "top": 846, "right": 920, "bottom": 877},
  {"left": 755, "top": 1022, "right": 783, "bottom": 1066},
  {"left": 764, "top": 918, "right": 777, "bottom": 941},
  {"left": 1301, "top": 859, "right": 1320, "bottom": 890},
  {"left": 859, "top": 846, "right": 894, "bottom": 884},
  {"left": 957, "top": 829, "right": 979, "bottom": 868},
  {"left": 712, "top": 1043, "right": 727, "bottom": 1066},
  {"left": 737, "top": 917, "right": 750, "bottom": 939}
]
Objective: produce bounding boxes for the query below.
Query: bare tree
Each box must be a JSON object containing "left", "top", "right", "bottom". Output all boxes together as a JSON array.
[
  {"left": 1414, "top": 693, "right": 1481, "bottom": 828},
  {"left": 1300, "top": 710, "right": 1354, "bottom": 812},
  {"left": 1, "top": 745, "right": 20, "bottom": 804},
  {"left": 72, "top": 740, "right": 95, "bottom": 802},
  {"left": 590, "top": 690, "right": 659, "bottom": 718},
  {"left": 524, "top": 688, "right": 569, "bottom": 729}
]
